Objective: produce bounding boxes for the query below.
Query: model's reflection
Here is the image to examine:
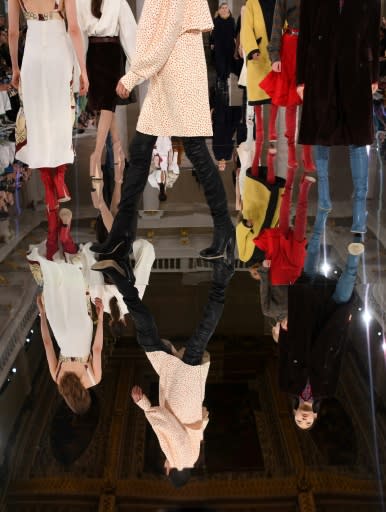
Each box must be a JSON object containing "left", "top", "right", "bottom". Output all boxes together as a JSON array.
[
  {"left": 278, "top": 234, "right": 364, "bottom": 431},
  {"left": 27, "top": 242, "right": 104, "bottom": 415},
  {"left": 92, "top": 256, "right": 234, "bottom": 486}
]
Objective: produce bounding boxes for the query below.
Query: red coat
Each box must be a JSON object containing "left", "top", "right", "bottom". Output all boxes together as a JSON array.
[{"left": 254, "top": 227, "right": 306, "bottom": 285}]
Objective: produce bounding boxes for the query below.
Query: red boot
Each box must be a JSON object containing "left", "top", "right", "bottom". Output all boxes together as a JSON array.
[
  {"left": 53, "top": 165, "right": 71, "bottom": 202},
  {"left": 268, "top": 103, "right": 279, "bottom": 155},
  {"left": 285, "top": 105, "right": 298, "bottom": 168},
  {"left": 46, "top": 207, "right": 60, "bottom": 261},
  {"left": 39, "top": 168, "right": 57, "bottom": 211},
  {"left": 59, "top": 208, "right": 78, "bottom": 254},
  {"left": 251, "top": 105, "right": 264, "bottom": 176},
  {"left": 302, "top": 145, "right": 316, "bottom": 172}
]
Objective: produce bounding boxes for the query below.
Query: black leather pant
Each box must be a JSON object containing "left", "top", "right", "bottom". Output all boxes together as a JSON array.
[
  {"left": 112, "top": 259, "right": 233, "bottom": 366},
  {"left": 108, "top": 131, "right": 231, "bottom": 243}
]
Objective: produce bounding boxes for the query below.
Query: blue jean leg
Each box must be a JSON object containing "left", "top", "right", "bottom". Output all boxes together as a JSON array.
[
  {"left": 332, "top": 253, "right": 360, "bottom": 304},
  {"left": 349, "top": 145, "right": 369, "bottom": 233},
  {"left": 315, "top": 145, "right": 332, "bottom": 211},
  {"left": 304, "top": 207, "right": 330, "bottom": 276}
]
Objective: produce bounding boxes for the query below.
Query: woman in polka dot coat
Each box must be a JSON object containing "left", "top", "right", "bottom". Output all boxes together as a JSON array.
[{"left": 91, "top": 0, "right": 235, "bottom": 261}]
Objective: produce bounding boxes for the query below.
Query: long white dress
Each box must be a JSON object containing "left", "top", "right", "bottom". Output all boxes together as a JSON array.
[
  {"left": 27, "top": 244, "right": 93, "bottom": 357},
  {"left": 80, "top": 240, "right": 155, "bottom": 320},
  {"left": 16, "top": 0, "right": 75, "bottom": 168}
]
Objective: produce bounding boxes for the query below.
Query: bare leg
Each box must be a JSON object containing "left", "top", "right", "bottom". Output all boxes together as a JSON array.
[{"left": 90, "top": 110, "right": 114, "bottom": 194}]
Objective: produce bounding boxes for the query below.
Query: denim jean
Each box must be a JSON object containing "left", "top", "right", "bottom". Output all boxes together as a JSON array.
[
  {"left": 315, "top": 145, "right": 369, "bottom": 233},
  {"left": 304, "top": 210, "right": 360, "bottom": 304}
]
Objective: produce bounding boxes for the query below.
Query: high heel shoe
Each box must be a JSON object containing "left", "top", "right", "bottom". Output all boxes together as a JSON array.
[
  {"left": 200, "top": 223, "right": 235, "bottom": 260},
  {"left": 59, "top": 208, "right": 78, "bottom": 254},
  {"left": 90, "top": 237, "right": 132, "bottom": 258},
  {"left": 91, "top": 257, "right": 135, "bottom": 285},
  {"left": 53, "top": 165, "right": 71, "bottom": 202}
]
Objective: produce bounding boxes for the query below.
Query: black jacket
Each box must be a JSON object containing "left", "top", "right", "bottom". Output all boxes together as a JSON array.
[{"left": 279, "top": 274, "right": 353, "bottom": 398}]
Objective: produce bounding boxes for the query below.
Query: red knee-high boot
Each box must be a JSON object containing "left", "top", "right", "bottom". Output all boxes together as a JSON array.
[
  {"left": 301, "top": 145, "right": 316, "bottom": 172},
  {"left": 46, "top": 207, "right": 60, "bottom": 261},
  {"left": 266, "top": 151, "right": 276, "bottom": 185},
  {"left": 53, "top": 164, "right": 71, "bottom": 202},
  {"left": 285, "top": 105, "right": 298, "bottom": 168},
  {"left": 39, "top": 168, "right": 58, "bottom": 211},
  {"left": 279, "top": 166, "right": 296, "bottom": 236},
  {"left": 268, "top": 103, "right": 279, "bottom": 154},
  {"left": 293, "top": 175, "right": 316, "bottom": 242},
  {"left": 59, "top": 208, "right": 78, "bottom": 254},
  {"left": 251, "top": 105, "right": 264, "bottom": 176}
]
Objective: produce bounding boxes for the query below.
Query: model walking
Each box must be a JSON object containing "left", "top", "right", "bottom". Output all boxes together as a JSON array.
[
  {"left": 8, "top": 0, "right": 88, "bottom": 259},
  {"left": 259, "top": 0, "right": 315, "bottom": 171},
  {"left": 76, "top": 0, "right": 137, "bottom": 198},
  {"left": 296, "top": 0, "right": 380, "bottom": 236},
  {"left": 90, "top": 0, "right": 234, "bottom": 261}
]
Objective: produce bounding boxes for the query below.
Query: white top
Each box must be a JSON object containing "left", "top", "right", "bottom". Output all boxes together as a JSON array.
[
  {"left": 27, "top": 243, "right": 93, "bottom": 358},
  {"left": 76, "top": 0, "right": 137, "bottom": 67},
  {"left": 80, "top": 239, "right": 155, "bottom": 319}
]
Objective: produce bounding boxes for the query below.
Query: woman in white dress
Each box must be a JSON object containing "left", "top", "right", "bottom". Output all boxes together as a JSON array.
[
  {"left": 28, "top": 242, "right": 104, "bottom": 415},
  {"left": 8, "top": 0, "right": 88, "bottom": 259},
  {"left": 76, "top": 0, "right": 136, "bottom": 197}
]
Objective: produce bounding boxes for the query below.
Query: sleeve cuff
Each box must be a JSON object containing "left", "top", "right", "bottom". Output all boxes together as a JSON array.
[
  {"left": 120, "top": 70, "right": 142, "bottom": 93},
  {"left": 247, "top": 49, "right": 260, "bottom": 60},
  {"left": 136, "top": 395, "right": 152, "bottom": 411}
]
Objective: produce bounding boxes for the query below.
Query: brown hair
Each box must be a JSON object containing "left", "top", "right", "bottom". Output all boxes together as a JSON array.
[
  {"left": 91, "top": 0, "right": 103, "bottom": 18},
  {"left": 58, "top": 372, "right": 91, "bottom": 415},
  {"left": 109, "top": 297, "right": 125, "bottom": 339}
]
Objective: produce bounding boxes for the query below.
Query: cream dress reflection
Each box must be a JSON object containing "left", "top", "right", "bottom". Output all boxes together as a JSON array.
[
  {"left": 80, "top": 239, "right": 155, "bottom": 318},
  {"left": 27, "top": 243, "right": 93, "bottom": 357}
]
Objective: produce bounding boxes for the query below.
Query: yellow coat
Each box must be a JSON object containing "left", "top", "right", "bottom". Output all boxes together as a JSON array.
[
  {"left": 240, "top": 0, "right": 271, "bottom": 104},
  {"left": 236, "top": 174, "right": 284, "bottom": 263}
]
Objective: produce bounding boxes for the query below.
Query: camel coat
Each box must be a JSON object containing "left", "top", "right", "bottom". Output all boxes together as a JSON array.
[
  {"left": 240, "top": 0, "right": 275, "bottom": 104},
  {"left": 121, "top": 0, "right": 213, "bottom": 137}
]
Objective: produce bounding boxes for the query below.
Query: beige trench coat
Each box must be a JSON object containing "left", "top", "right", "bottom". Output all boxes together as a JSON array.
[{"left": 121, "top": 0, "right": 214, "bottom": 137}]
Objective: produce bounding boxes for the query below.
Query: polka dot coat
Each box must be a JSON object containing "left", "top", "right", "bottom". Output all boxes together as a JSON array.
[{"left": 121, "top": 0, "right": 214, "bottom": 137}]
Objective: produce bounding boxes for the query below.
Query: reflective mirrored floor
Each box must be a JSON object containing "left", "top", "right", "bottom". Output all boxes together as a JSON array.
[{"left": 1, "top": 6, "right": 386, "bottom": 511}]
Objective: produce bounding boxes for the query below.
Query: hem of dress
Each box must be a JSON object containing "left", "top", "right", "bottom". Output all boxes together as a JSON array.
[
  {"left": 138, "top": 128, "right": 213, "bottom": 138},
  {"left": 15, "top": 152, "right": 75, "bottom": 168}
]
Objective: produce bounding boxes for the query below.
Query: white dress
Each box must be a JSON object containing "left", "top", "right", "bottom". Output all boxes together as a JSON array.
[
  {"left": 80, "top": 240, "right": 155, "bottom": 320},
  {"left": 16, "top": 0, "right": 75, "bottom": 168},
  {"left": 27, "top": 243, "right": 93, "bottom": 357}
]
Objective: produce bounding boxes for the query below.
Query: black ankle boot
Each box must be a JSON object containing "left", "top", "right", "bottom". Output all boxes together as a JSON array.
[
  {"left": 91, "top": 258, "right": 135, "bottom": 285},
  {"left": 200, "top": 223, "right": 235, "bottom": 260},
  {"left": 90, "top": 237, "right": 132, "bottom": 258}
]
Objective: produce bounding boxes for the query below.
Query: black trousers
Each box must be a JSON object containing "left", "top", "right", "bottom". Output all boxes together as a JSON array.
[
  {"left": 112, "top": 259, "right": 232, "bottom": 366},
  {"left": 108, "top": 131, "right": 231, "bottom": 243}
]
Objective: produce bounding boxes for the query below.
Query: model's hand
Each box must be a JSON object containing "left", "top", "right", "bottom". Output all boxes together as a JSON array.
[
  {"left": 372, "top": 82, "right": 379, "bottom": 94},
  {"left": 251, "top": 51, "right": 260, "bottom": 61},
  {"left": 272, "top": 61, "right": 281, "bottom": 73},
  {"left": 79, "top": 71, "right": 89, "bottom": 96},
  {"left": 262, "top": 259, "right": 271, "bottom": 268},
  {"left": 116, "top": 80, "right": 130, "bottom": 99},
  {"left": 36, "top": 294, "right": 45, "bottom": 315},
  {"left": 296, "top": 85, "right": 304, "bottom": 100},
  {"left": 95, "top": 297, "right": 104, "bottom": 320},
  {"left": 131, "top": 385, "right": 143, "bottom": 403},
  {"left": 11, "top": 69, "right": 20, "bottom": 90}
]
